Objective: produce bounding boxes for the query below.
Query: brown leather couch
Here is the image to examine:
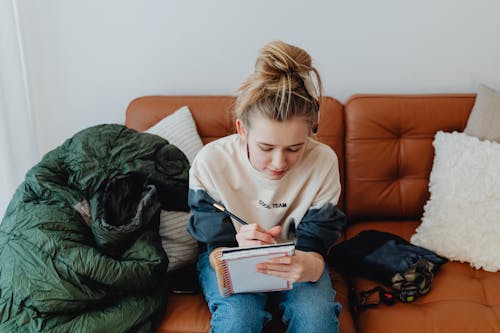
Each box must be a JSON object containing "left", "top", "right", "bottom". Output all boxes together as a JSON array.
[{"left": 126, "top": 94, "right": 500, "bottom": 333}]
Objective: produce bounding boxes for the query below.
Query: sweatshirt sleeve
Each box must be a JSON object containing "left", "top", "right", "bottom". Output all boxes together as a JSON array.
[
  {"left": 295, "top": 203, "right": 346, "bottom": 257},
  {"left": 295, "top": 149, "right": 346, "bottom": 257},
  {"left": 187, "top": 142, "right": 238, "bottom": 254},
  {"left": 187, "top": 189, "right": 238, "bottom": 254}
]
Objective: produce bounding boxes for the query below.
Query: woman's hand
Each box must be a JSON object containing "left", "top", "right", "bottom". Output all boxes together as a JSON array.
[
  {"left": 235, "top": 224, "right": 282, "bottom": 247},
  {"left": 208, "top": 247, "right": 224, "bottom": 269},
  {"left": 256, "top": 250, "right": 325, "bottom": 283},
  {"left": 208, "top": 224, "right": 281, "bottom": 269}
]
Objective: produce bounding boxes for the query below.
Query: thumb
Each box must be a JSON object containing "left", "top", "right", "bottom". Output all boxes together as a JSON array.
[{"left": 267, "top": 225, "right": 282, "bottom": 237}]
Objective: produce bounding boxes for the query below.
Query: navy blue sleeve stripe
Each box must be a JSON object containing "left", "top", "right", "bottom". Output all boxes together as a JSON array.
[
  {"left": 187, "top": 189, "right": 238, "bottom": 253},
  {"left": 295, "top": 202, "right": 346, "bottom": 257}
]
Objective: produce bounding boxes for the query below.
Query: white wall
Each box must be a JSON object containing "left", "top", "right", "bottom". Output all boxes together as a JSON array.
[
  {"left": 0, "top": 0, "right": 39, "bottom": 217},
  {"left": 15, "top": 0, "right": 500, "bottom": 156}
]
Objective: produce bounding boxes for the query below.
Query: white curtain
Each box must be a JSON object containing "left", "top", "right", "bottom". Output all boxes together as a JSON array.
[{"left": 0, "top": 0, "right": 39, "bottom": 220}]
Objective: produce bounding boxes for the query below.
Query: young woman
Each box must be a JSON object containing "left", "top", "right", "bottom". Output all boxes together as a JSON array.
[{"left": 188, "top": 40, "right": 345, "bottom": 333}]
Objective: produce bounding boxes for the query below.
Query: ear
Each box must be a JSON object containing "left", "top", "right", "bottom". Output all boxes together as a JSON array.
[{"left": 235, "top": 119, "right": 247, "bottom": 139}]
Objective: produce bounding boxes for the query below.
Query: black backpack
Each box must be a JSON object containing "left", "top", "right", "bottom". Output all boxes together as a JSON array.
[{"left": 328, "top": 230, "right": 448, "bottom": 309}]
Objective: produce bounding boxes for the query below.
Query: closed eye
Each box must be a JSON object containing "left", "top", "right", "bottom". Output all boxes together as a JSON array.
[
  {"left": 258, "top": 145, "right": 273, "bottom": 152},
  {"left": 257, "top": 143, "right": 304, "bottom": 152}
]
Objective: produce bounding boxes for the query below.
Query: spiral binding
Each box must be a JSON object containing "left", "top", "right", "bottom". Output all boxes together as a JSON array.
[{"left": 214, "top": 249, "right": 234, "bottom": 297}]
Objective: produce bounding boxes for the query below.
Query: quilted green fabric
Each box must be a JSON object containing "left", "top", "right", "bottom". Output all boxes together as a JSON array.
[{"left": 0, "top": 124, "right": 189, "bottom": 333}]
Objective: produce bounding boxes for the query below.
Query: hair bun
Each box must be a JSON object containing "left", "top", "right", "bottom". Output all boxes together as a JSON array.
[
  {"left": 252, "top": 40, "right": 321, "bottom": 101},
  {"left": 255, "top": 41, "right": 311, "bottom": 87},
  {"left": 235, "top": 40, "right": 322, "bottom": 129}
]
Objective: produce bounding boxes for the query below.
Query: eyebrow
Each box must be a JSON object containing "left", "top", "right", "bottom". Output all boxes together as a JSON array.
[{"left": 257, "top": 142, "right": 305, "bottom": 148}]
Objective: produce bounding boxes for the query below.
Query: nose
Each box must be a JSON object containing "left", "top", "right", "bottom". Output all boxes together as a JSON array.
[{"left": 272, "top": 150, "right": 287, "bottom": 170}]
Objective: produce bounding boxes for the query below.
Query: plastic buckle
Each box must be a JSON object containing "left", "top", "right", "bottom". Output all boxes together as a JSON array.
[
  {"left": 379, "top": 289, "right": 396, "bottom": 305},
  {"left": 359, "top": 287, "right": 396, "bottom": 309}
]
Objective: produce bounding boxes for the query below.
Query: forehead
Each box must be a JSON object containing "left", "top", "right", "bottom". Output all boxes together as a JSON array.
[{"left": 246, "top": 112, "right": 309, "bottom": 144}]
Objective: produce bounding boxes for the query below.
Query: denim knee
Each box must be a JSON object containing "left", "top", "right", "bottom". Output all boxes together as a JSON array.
[
  {"left": 282, "top": 296, "right": 341, "bottom": 333},
  {"left": 279, "top": 267, "right": 342, "bottom": 333},
  {"left": 210, "top": 295, "right": 271, "bottom": 333}
]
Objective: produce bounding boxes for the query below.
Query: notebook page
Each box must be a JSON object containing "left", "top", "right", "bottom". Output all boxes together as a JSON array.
[{"left": 224, "top": 248, "right": 294, "bottom": 293}]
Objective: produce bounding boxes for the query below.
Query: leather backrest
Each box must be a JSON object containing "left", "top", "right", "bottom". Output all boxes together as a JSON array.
[
  {"left": 126, "top": 96, "right": 236, "bottom": 144},
  {"left": 344, "top": 94, "right": 475, "bottom": 221},
  {"left": 125, "top": 95, "right": 345, "bottom": 210}
]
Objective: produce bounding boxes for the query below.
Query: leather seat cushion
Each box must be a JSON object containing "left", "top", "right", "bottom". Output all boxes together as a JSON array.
[{"left": 345, "top": 220, "right": 500, "bottom": 333}]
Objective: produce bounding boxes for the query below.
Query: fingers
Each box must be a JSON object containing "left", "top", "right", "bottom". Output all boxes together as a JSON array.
[
  {"left": 256, "top": 256, "right": 294, "bottom": 273},
  {"left": 256, "top": 261, "right": 301, "bottom": 283},
  {"left": 267, "top": 225, "right": 282, "bottom": 237},
  {"left": 236, "top": 224, "right": 278, "bottom": 245},
  {"left": 256, "top": 251, "right": 324, "bottom": 283},
  {"left": 208, "top": 247, "right": 225, "bottom": 268},
  {"left": 257, "top": 262, "right": 292, "bottom": 273},
  {"left": 259, "top": 269, "right": 298, "bottom": 282},
  {"left": 267, "top": 255, "right": 293, "bottom": 265}
]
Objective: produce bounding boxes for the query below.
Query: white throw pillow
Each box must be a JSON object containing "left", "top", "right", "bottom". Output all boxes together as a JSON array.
[
  {"left": 158, "top": 210, "right": 198, "bottom": 271},
  {"left": 145, "top": 106, "right": 203, "bottom": 271},
  {"left": 411, "top": 131, "right": 500, "bottom": 272},
  {"left": 463, "top": 84, "right": 500, "bottom": 142},
  {"left": 145, "top": 105, "right": 203, "bottom": 164}
]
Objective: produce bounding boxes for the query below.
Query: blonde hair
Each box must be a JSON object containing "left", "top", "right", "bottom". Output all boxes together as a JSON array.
[{"left": 235, "top": 40, "right": 322, "bottom": 131}]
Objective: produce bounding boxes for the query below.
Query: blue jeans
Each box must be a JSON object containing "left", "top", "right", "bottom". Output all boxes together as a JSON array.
[{"left": 197, "top": 251, "right": 341, "bottom": 333}]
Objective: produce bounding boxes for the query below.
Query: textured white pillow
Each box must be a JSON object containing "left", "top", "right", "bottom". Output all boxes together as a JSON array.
[
  {"left": 464, "top": 84, "right": 500, "bottom": 142},
  {"left": 145, "top": 105, "right": 203, "bottom": 164},
  {"left": 145, "top": 106, "right": 203, "bottom": 271},
  {"left": 158, "top": 210, "right": 198, "bottom": 272},
  {"left": 411, "top": 131, "right": 500, "bottom": 272}
]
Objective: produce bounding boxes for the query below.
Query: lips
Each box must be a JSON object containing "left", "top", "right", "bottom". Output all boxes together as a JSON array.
[{"left": 268, "top": 169, "right": 286, "bottom": 177}]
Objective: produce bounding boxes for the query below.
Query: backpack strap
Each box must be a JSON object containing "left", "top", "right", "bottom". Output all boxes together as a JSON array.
[{"left": 356, "top": 286, "right": 397, "bottom": 311}]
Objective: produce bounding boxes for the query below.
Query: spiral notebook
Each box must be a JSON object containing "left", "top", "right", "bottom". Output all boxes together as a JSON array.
[{"left": 214, "top": 242, "right": 295, "bottom": 297}]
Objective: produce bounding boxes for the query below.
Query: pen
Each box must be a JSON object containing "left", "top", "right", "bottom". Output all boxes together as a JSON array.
[{"left": 212, "top": 203, "right": 248, "bottom": 225}]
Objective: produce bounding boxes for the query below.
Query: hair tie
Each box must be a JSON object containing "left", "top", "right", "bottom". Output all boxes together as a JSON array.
[{"left": 298, "top": 72, "right": 318, "bottom": 101}]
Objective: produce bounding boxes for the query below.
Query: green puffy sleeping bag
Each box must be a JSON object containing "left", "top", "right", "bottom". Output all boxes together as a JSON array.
[{"left": 0, "top": 124, "right": 190, "bottom": 333}]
